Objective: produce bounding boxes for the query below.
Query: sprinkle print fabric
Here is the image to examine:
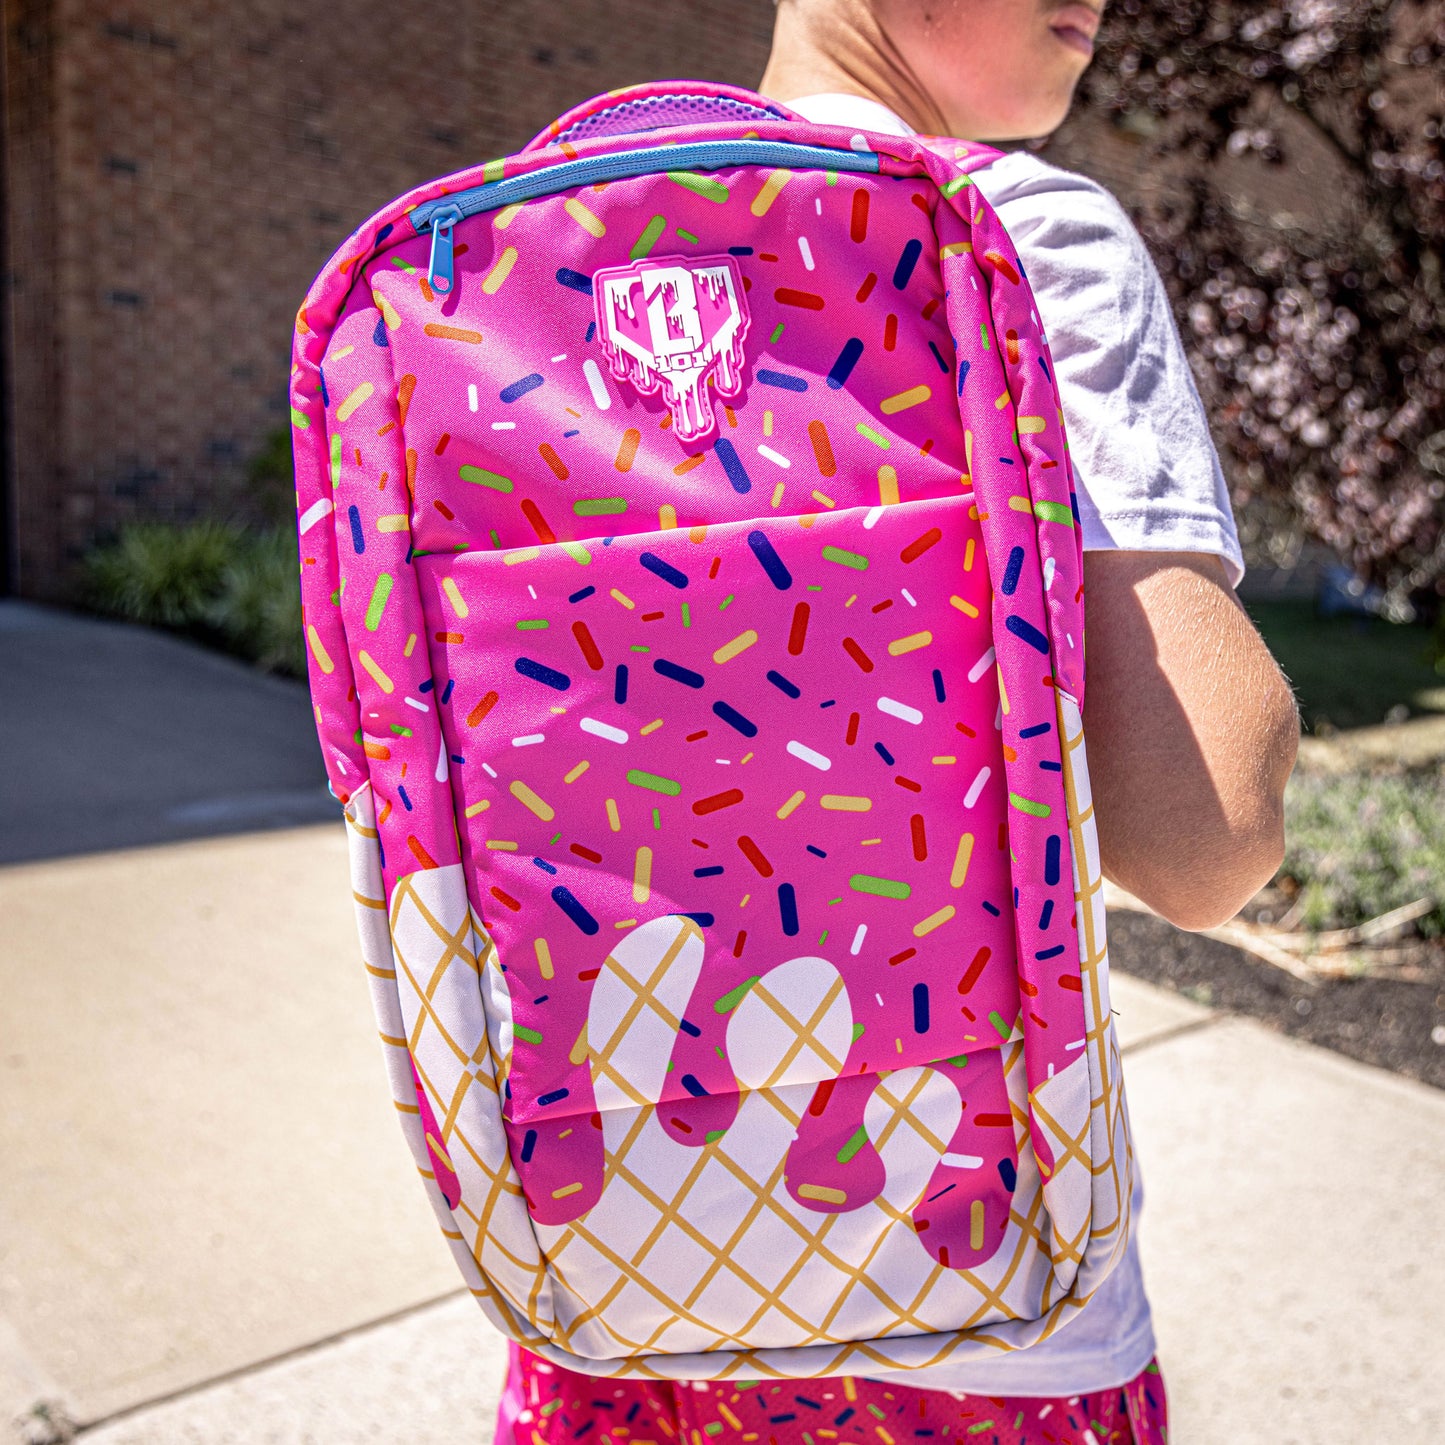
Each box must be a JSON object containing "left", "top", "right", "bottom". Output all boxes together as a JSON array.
[
  {"left": 293, "top": 82, "right": 1135, "bottom": 1379},
  {"left": 498, "top": 1342, "right": 1169, "bottom": 1445}
]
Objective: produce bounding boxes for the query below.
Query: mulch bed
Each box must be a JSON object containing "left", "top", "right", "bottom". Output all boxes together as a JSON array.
[{"left": 1106, "top": 909, "right": 1445, "bottom": 1091}]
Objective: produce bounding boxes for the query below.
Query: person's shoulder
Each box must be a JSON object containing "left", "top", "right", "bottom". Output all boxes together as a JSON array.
[{"left": 970, "top": 151, "right": 1144, "bottom": 257}]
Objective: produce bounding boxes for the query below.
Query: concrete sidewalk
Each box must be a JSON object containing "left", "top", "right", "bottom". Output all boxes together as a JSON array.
[{"left": 3, "top": 825, "right": 1442, "bottom": 1444}]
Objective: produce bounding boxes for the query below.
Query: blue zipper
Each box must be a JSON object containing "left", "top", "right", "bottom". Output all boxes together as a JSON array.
[{"left": 410, "top": 139, "right": 881, "bottom": 293}]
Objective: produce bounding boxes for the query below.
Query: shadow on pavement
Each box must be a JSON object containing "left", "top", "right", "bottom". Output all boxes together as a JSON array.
[{"left": 0, "top": 601, "right": 337, "bottom": 864}]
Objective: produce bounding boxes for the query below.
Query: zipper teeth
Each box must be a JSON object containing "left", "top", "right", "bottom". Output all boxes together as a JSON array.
[{"left": 409, "top": 140, "right": 881, "bottom": 230}]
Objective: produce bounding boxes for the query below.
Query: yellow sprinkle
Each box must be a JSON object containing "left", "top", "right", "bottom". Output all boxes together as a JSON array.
[
  {"left": 770, "top": 482, "right": 785, "bottom": 508},
  {"left": 964, "top": 538, "right": 977, "bottom": 572},
  {"left": 659, "top": 503, "right": 678, "bottom": 530},
  {"left": 798, "top": 1183, "right": 847, "bottom": 1204},
  {"left": 860, "top": 837, "right": 882, "bottom": 846},
  {"left": 888, "top": 631, "right": 933, "bottom": 655},
  {"left": 552, "top": 1182, "right": 584, "bottom": 1200},
  {"left": 568, "top": 1023, "right": 589, "bottom": 1065},
  {"left": 306, "top": 625, "right": 334, "bottom": 674},
  {"left": 940, "top": 241, "right": 974, "bottom": 258},
  {"left": 371, "top": 291, "right": 401, "bottom": 330},
  {"left": 763, "top": 409, "right": 774, "bottom": 437},
  {"left": 970, "top": 1199, "right": 985, "bottom": 1250},
  {"left": 357, "top": 649, "right": 393, "bottom": 693},
  {"left": 464, "top": 800, "right": 491, "bottom": 818},
  {"left": 560, "top": 542, "right": 592, "bottom": 565},
  {"left": 932, "top": 756, "right": 957, "bottom": 765},
  {"left": 844, "top": 1379, "right": 857, "bottom": 1402},
  {"left": 535, "top": 937, "right": 554, "bottom": 981},
  {"left": 950, "top": 594, "right": 980, "bottom": 618},
  {"left": 950, "top": 833, "right": 975, "bottom": 889},
  {"left": 811, "top": 490, "right": 836, "bottom": 508},
  {"left": 633, "top": 846, "right": 653, "bottom": 904},
  {"left": 913, "top": 905, "right": 956, "bottom": 937},
  {"left": 336, "top": 382, "right": 374, "bottom": 422},
  {"left": 995, "top": 390, "right": 1011, "bottom": 410},
  {"left": 777, "top": 791, "right": 806, "bottom": 819},
  {"left": 441, "top": 576, "right": 469, "bottom": 619},
  {"left": 482, "top": 246, "right": 518, "bottom": 294},
  {"left": 605, "top": 798, "right": 621, "bottom": 832},
  {"left": 610, "top": 588, "right": 635, "bottom": 610},
  {"left": 486, "top": 840, "right": 519, "bottom": 851},
  {"left": 1009, "top": 495, "right": 1033, "bottom": 513},
  {"left": 820, "top": 795, "right": 871, "bottom": 812},
  {"left": 845, "top": 594, "right": 858, "bottom": 607},
  {"left": 998, "top": 665, "right": 1010, "bottom": 715},
  {"left": 614, "top": 918, "right": 637, "bottom": 929},
  {"left": 750, "top": 167, "right": 793, "bottom": 217},
  {"left": 719, "top": 1404, "right": 743, "bottom": 1430},
  {"left": 377, "top": 514, "right": 409, "bottom": 532},
  {"left": 564, "top": 198, "right": 606, "bottom": 237},
  {"left": 1018, "top": 415, "right": 1047, "bottom": 434},
  {"left": 713, "top": 630, "right": 758, "bottom": 664},
  {"left": 640, "top": 718, "right": 664, "bottom": 735},
  {"left": 504, "top": 547, "right": 541, "bottom": 565},
  {"left": 964, "top": 428, "right": 974, "bottom": 482},
  {"left": 510, "top": 780, "right": 555, "bottom": 822},
  {"left": 403, "top": 633, "right": 417, "bottom": 658},
  {"left": 878, "top": 464, "right": 899, "bottom": 506},
  {"left": 330, "top": 345, "right": 354, "bottom": 360},
  {"left": 880, "top": 385, "right": 930, "bottom": 414},
  {"left": 565, "top": 761, "right": 590, "bottom": 784},
  {"left": 494, "top": 202, "right": 524, "bottom": 230}
]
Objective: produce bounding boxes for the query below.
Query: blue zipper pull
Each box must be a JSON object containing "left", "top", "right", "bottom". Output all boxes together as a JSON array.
[{"left": 426, "top": 204, "right": 462, "bottom": 295}]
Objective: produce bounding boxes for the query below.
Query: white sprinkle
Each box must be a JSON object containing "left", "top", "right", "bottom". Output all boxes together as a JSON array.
[
  {"left": 964, "top": 766, "right": 991, "bottom": 808},
  {"left": 941, "top": 1152, "right": 984, "bottom": 1169},
  {"left": 850, "top": 133, "right": 870, "bottom": 151},
  {"left": 1039, "top": 1406, "right": 1054, "bottom": 1420},
  {"left": 1067, "top": 632, "right": 1075, "bottom": 649},
  {"left": 757, "top": 444, "right": 791, "bottom": 469},
  {"left": 583, "top": 358, "right": 612, "bottom": 411},
  {"left": 403, "top": 696, "right": 430, "bottom": 713},
  {"left": 968, "top": 646, "right": 997, "bottom": 683},
  {"left": 467, "top": 382, "right": 478, "bottom": 412},
  {"left": 815, "top": 198, "right": 822, "bottom": 215},
  {"left": 851, "top": 924, "right": 867, "bottom": 956},
  {"left": 715, "top": 758, "right": 731, "bottom": 765},
  {"left": 298, "top": 498, "right": 333, "bottom": 535},
  {"left": 580, "top": 717, "right": 628, "bottom": 745},
  {"left": 1047, "top": 1063, "right": 1055, "bottom": 1079},
  {"left": 512, "top": 733, "right": 546, "bottom": 747},
  {"left": 786, "top": 740, "right": 832, "bottom": 771},
  {"left": 551, "top": 353, "right": 568, "bottom": 362},
  {"left": 492, "top": 421, "right": 516, "bottom": 430},
  {"left": 876, "top": 992, "right": 885, "bottom": 1007},
  {"left": 798, "top": 236, "right": 815, "bottom": 271},
  {"left": 527, "top": 584, "right": 537, "bottom": 600},
  {"left": 435, "top": 734, "right": 449, "bottom": 784},
  {"left": 862, "top": 505, "right": 885, "bottom": 530},
  {"left": 996, "top": 700, "right": 1004, "bottom": 731},
  {"left": 482, "top": 763, "right": 498, "bottom": 778},
  {"left": 877, "top": 696, "right": 923, "bottom": 725},
  {"left": 1043, "top": 555, "right": 1056, "bottom": 591},
  {"left": 1066, "top": 1038, "right": 1086, "bottom": 1052},
  {"left": 901, "top": 587, "right": 917, "bottom": 607}
]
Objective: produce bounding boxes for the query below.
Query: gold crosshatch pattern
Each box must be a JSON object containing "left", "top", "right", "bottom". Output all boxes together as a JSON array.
[{"left": 342, "top": 687, "right": 1134, "bottom": 1378}]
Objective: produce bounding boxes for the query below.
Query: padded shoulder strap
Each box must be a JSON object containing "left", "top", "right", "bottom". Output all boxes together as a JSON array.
[{"left": 524, "top": 81, "right": 805, "bottom": 152}]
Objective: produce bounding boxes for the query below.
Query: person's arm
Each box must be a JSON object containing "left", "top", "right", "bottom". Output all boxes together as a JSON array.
[{"left": 1081, "top": 549, "right": 1300, "bottom": 931}]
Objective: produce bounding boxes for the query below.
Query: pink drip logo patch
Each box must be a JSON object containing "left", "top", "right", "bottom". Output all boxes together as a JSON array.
[{"left": 593, "top": 256, "right": 750, "bottom": 442}]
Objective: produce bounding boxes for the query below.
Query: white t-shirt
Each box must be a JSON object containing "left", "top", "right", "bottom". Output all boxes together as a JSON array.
[{"left": 787, "top": 92, "right": 1246, "bottom": 1397}]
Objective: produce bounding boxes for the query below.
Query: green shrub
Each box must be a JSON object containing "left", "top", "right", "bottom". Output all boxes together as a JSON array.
[
  {"left": 1280, "top": 769, "right": 1445, "bottom": 938},
  {"left": 208, "top": 528, "right": 306, "bottom": 677}
]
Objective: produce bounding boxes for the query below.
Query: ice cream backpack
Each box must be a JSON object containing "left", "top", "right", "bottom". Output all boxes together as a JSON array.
[{"left": 291, "top": 81, "right": 1135, "bottom": 1379}]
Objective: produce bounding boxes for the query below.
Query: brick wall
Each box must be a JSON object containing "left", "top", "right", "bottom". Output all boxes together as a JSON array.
[{"left": 1, "top": 0, "right": 777, "bottom": 596}]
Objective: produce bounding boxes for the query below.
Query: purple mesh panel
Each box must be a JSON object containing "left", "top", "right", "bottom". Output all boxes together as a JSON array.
[{"left": 556, "top": 93, "right": 789, "bottom": 144}]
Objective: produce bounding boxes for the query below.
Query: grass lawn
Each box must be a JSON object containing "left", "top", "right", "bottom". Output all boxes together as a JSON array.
[{"left": 1243, "top": 599, "right": 1445, "bottom": 733}]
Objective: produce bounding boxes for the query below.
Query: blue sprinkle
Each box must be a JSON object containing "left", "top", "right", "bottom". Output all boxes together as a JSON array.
[
  {"left": 551, "top": 886, "right": 599, "bottom": 935},
  {"left": 373, "top": 316, "right": 389, "bottom": 347},
  {"left": 957, "top": 357, "right": 971, "bottom": 396},
  {"left": 694, "top": 865, "right": 725, "bottom": 878},
  {"left": 714, "top": 436, "right": 752, "bottom": 494},
  {"left": 835, "top": 1410, "right": 855, "bottom": 1427},
  {"left": 999, "top": 1158, "right": 1017, "bottom": 1191},
  {"left": 639, "top": 551, "right": 688, "bottom": 588},
  {"left": 681, "top": 911, "right": 714, "bottom": 927},
  {"left": 520, "top": 1129, "right": 537, "bottom": 1162},
  {"left": 912, "top": 982, "right": 930, "bottom": 1033},
  {"left": 1037, "top": 354, "right": 1052, "bottom": 382},
  {"left": 614, "top": 663, "right": 628, "bottom": 704},
  {"left": 555, "top": 267, "right": 593, "bottom": 294},
  {"left": 375, "top": 223, "right": 394, "bottom": 243},
  {"left": 767, "top": 670, "right": 801, "bottom": 698},
  {"left": 874, "top": 741, "right": 895, "bottom": 766},
  {"left": 727, "top": 245, "right": 754, "bottom": 255},
  {"left": 806, "top": 844, "right": 827, "bottom": 858},
  {"left": 679, "top": 1017, "right": 702, "bottom": 1036},
  {"left": 892, "top": 237, "right": 923, "bottom": 289},
  {"left": 1006, "top": 614, "right": 1050, "bottom": 653},
  {"left": 569, "top": 585, "right": 596, "bottom": 603},
  {"left": 982, "top": 900, "right": 1001, "bottom": 917},
  {"left": 795, "top": 1397, "right": 822, "bottom": 1411},
  {"left": 1040, "top": 759, "right": 1062, "bottom": 772},
  {"left": 515, "top": 657, "right": 571, "bottom": 690},
  {"left": 450, "top": 754, "right": 464, "bottom": 765},
  {"left": 499, "top": 373, "right": 544, "bottom": 404},
  {"left": 1036, "top": 944, "right": 1066, "bottom": 960},
  {"left": 1039, "top": 899, "right": 1054, "bottom": 929},
  {"left": 1020, "top": 721, "right": 1051, "bottom": 739},
  {"left": 1044, "top": 835, "right": 1062, "bottom": 886},
  {"left": 778, "top": 883, "right": 799, "bottom": 937},
  {"left": 712, "top": 700, "right": 758, "bottom": 737},
  {"left": 348, "top": 505, "right": 365, "bottom": 554},
  {"left": 318, "top": 368, "right": 330, "bottom": 407},
  {"left": 1001, "top": 546, "right": 1025, "bottom": 597},
  {"left": 537, "top": 1086, "right": 570, "bottom": 1106},
  {"left": 747, "top": 530, "right": 792, "bottom": 590},
  {"left": 418, "top": 679, "right": 434, "bottom": 693},
  {"left": 928, "top": 339, "right": 949, "bottom": 373},
  {"left": 534, "top": 857, "right": 558, "bottom": 875},
  {"left": 1071, "top": 489, "right": 1081, "bottom": 524},
  {"left": 932, "top": 668, "right": 946, "bottom": 703},
  {"left": 819, "top": 699, "right": 836, "bottom": 708},
  {"left": 999, "top": 455, "right": 1016, "bottom": 465},
  {"left": 769, "top": 1416, "right": 797, "bottom": 1426},
  {"left": 926, "top": 1183, "right": 956, "bottom": 1203},
  {"left": 584, "top": 320, "right": 596, "bottom": 343},
  {"left": 441, "top": 679, "right": 454, "bottom": 704},
  {"left": 654, "top": 657, "right": 705, "bottom": 688},
  {"left": 397, "top": 785, "right": 412, "bottom": 811},
  {"left": 680, "top": 1073, "right": 709, "bottom": 1097},
  {"left": 626, "top": 1405, "right": 640, "bottom": 1424},
  {"left": 563, "top": 429, "right": 580, "bottom": 438},
  {"left": 827, "top": 337, "right": 865, "bottom": 389},
  {"left": 757, "top": 368, "right": 808, "bottom": 392}
]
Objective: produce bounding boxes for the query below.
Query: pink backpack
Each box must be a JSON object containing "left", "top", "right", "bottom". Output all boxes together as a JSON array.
[{"left": 292, "top": 81, "right": 1134, "bottom": 1380}]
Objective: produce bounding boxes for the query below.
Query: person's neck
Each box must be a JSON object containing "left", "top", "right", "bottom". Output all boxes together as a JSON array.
[{"left": 757, "top": 0, "right": 950, "bottom": 137}]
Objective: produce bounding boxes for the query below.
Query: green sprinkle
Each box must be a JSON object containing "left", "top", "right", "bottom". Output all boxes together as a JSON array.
[
  {"left": 705, "top": 1129, "right": 726, "bottom": 1143},
  {"left": 852, "top": 1023, "right": 866, "bottom": 1041},
  {"left": 681, "top": 602, "right": 691, "bottom": 628},
  {"left": 329, "top": 434, "right": 342, "bottom": 487},
  {"left": 1013, "top": 1414, "right": 1024, "bottom": 1430},
  {"left": 541, "top": 1400, "right": 563, "bottom": 1417},
  {"left": 290, "top": 406, "right": 310, "bottom": 430},
  {"left": 855, "top": 423, "right": 891, "bottom": 449},
  {"left": 460, "top": 464, "right": 512, "bottom": 492},
  {"left": 988, "top": 1010, "right": 1012, "bottom": 1041},
  {"left": 849, "top": 874, "right": 911, "bottom": 900},
  {"left": 980, "top": 323, "right": 991, "bottom": 350},
  {"left": 627, "top": 769, "right": 680, "bottom": 796},
  {"left": 807, "top": 584, "right": 822, "bottom": 591},
  {"left": 704, "top": 1425, "right": 724, "bottom": 1438},
  {"left": 825, "top": 170, "right": 838, "bottom": 185},
  {"left": 676, "top": 227, "right": 700, "bottom": 243},
  {"left": 390, "top": 257, "right": 417, "bottom": 274},
  {"left": 489, "top": 529, "right": 502, "bottom": 549},
  {"left": 630, "top": 644, "right": 650, "bottom": 652},
  {"left": 513, "top": 1024, "right": 543, "bottom": 1045},
  {"left": 867, "top": 1406, "right": 887, "bottom": 1421},
  {"left": 364, "top": 573, "right": 392, "bottom": 631},
  {"left": 946, "top": 1054, "right": 970, "bottom": 1067},
  {"left": 516, "top": 619, "right": 549, "bottom": 630},
  {"left": 549, "top": 833, "right": 561, "bottom": 845},
  {"left": 388, "top": 724, "right": 413, "bottom": 738},
  {"left": 1009, "top": 791, "right": 1051, "bottom": 818},
  {"left": 668, "top": 171, "right": 730, "bottom": 203},
  {"left": 822, "top": 545, "right": 869, "bottom": 571},
  {"left": 719, "top": 593, "right": 734, "bottom": 609},
  {"left": 631, "top": 214, "right": 667, "bottom": 260},
  {"left": 943, "top": 175, "right": 973, "bottom": 196},
  {"left": 653, "top": 808, "right": 662, "bottom": 829},
  {"left": 966, "top": 1424, "right": 994, "bottom": 1436},
  {"left": 715, "top": 976, "right": 762, "bottom": 1014},
  {"left": 574, "top": 497, "right": 627, "bottom": 515},
  {"left": 836, "top": 1126, "right": 869, "bottom": 1164},
  {"left": 1033, "top": 500, "right": 1075, "bottom": 526},
  {"left": 769, "top": 322, "right": 786, "bottom": 344}
]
